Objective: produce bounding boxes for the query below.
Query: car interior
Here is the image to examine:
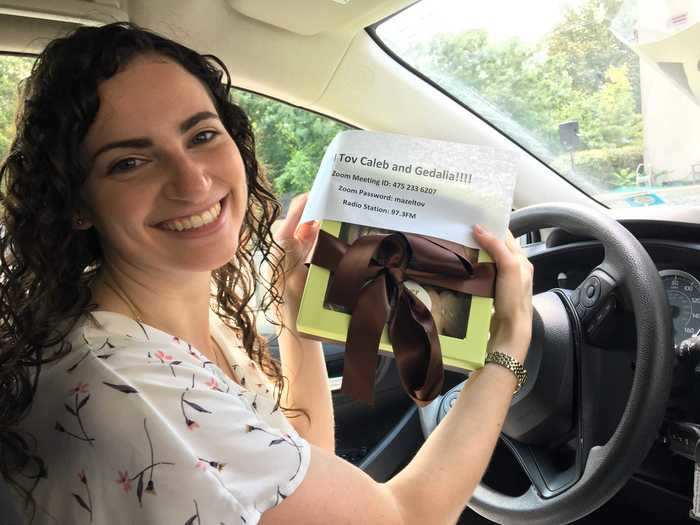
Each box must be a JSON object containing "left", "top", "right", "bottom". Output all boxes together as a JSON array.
[{"left": 1, "top": 0, "right": 699, "bottom": 523}]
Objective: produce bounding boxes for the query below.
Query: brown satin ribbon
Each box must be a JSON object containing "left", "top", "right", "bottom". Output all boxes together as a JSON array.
[{"left": 311, "top": 229, "right": 495, "bottom": 405}]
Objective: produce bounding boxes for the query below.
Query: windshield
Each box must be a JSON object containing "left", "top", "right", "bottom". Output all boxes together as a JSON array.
[{"left": 375, "top": 0, "right": 700, "bottom": 208}]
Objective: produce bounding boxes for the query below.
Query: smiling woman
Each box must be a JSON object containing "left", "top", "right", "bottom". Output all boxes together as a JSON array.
[
  {"left": 0, "top": 20, "right": 533, "bottom": 525},
  {"left": 0, "top": 22, "right": 301, "bottom": 523}
]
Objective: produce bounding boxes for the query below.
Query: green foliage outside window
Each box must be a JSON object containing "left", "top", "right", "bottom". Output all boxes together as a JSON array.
[
  {"left": 398, "top": 0, "right": 643, "bottom": 191},
  {"left": 551, "top": 145, "right": 642, "bottom": 189},
  {"left": 233, "top": 91, "right": 349, "bottom": 195},
  {"left": 0, "top": 56, "right": 33, "bottom": 161}
]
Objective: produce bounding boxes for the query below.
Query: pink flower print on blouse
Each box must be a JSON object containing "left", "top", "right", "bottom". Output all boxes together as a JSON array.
[
  {"left": 196, "top": 457, "right": 226, "bottom": 472},
  {"left": 186, "top": 343, "right": 205, "bottom": 363},
  {"left": 155, "top": 350, "right": 172, "bottom": 362},
  {"left": 246, "top": 425, "right": 304, "bottom": 482},
  {"left": 205, "top": 376, "right": 223, "bottom": 392},
  {"left": 153, "top": 350, "right": 182, "bottom": 377},
  {"left": 69, "top": 382, "right": 89, "bottom": 395},
  {"left": 55, "top": 383, "right": 94, "bottom": 446},
  {"left": 72, "top": 468, "right": 93, "bottom": 522},
  {"left": 116, "top": 470, "right": 132, "bottom": 493},
  {"left": 115, "top": 420, "right": 174, "bottom": 506},
  {"left": 180, "top": 374, "right": 212, "bottom": 431}
]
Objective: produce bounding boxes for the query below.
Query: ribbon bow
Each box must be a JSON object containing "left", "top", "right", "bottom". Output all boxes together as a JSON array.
[{"left": 311, "top": 229, "right": 495, "bottom": 405}]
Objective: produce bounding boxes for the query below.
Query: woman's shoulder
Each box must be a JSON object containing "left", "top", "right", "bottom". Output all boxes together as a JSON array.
[
  {"left": 48, "top": 312, "right": 239, "bottom": 395},
  {"left": 29, "top": 312, "right": 198, "bottom": 394},
  {"left": 45, "top": 311, "right": 288, "bottom": 429},
  {"left": 80, "top": 310, "right": 194, "bottom": 349},
  {"left": 34, "top": 311, "right": 233, "bottom": 418}
]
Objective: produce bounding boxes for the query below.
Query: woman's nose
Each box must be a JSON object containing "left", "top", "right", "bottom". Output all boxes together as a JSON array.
[{"left": 162, "top": 150, "right": 212, "bottom": 201}]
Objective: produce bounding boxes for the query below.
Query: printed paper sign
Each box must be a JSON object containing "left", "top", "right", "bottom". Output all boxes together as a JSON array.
[
  {"left": 301, "top": 131, "right": 518, "bottom": 248},
  {"left": 624, "top": 192, "right": 666, "bottom": 207}
]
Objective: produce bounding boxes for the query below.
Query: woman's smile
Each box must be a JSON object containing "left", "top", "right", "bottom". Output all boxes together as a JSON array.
[{"left": 155, "top": 194, "right": 229, "bottom": 239}]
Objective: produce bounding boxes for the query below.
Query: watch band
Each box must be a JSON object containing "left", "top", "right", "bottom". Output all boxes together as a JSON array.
[{"left": 485, "top": 351, "right": 527, "bottom": 394}]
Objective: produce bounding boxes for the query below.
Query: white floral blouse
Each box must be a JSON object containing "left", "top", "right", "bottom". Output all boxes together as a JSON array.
[{"left": 12, "top": 311, "right": 310, "bottom": 525}]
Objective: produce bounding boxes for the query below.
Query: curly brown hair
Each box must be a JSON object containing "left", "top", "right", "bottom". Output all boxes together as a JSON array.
[{"left": 0, "top": 22, "right": 287, "bottom": 508}]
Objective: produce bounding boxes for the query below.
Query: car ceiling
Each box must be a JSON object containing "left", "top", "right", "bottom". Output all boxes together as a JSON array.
[{"left": 0, "top": 0, "right": 597, "bottom": 209}]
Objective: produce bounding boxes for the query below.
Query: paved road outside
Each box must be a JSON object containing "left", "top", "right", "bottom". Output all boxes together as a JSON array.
[{"left": 596, "top": 183, "right": 700, "bottom": 209}]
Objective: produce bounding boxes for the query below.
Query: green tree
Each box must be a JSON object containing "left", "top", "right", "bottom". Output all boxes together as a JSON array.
[
  {"left": 569, "top": 64, "right": 642, "bottom": 149},
  {"left": 547, "top": 0, "right": 640, "bottom": 102},
  {"left": 233, "top": 90, "right": 348, "bottom": 195},
  {"left": 412, "top": 31, "right": 579, "bottom": 152},
  {"left": 398, "top": 0, "right": 643, "bottom": 190},
  {"left": 0, "top": 56, "right": 33, "bottom": 160},
  {"left": 272, "top": 149, "right": 317, "bottom": 194}
]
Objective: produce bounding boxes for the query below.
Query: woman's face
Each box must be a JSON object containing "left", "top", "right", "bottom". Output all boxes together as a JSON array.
[{"left": 80, "top": 54, "right": 247, "bottom": 275}]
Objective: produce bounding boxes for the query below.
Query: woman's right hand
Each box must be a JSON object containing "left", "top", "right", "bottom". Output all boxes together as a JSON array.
[{"left": 473, "top": 225, "right": 534, "bottom": 364}]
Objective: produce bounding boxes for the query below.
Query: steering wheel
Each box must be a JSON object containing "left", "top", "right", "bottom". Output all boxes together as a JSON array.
[{"left": 419, "top": 203, "right": 674, "bottom": 525}]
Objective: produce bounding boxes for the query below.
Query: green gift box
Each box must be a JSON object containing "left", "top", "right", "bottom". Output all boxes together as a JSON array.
[{"left": 296, "top": 219, "right": 495, "bottom": 384}]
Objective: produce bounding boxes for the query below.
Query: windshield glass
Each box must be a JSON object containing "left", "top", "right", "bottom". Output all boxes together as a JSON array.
[{"left": 375, "top": 0, "right": 700, "bottom": 208}]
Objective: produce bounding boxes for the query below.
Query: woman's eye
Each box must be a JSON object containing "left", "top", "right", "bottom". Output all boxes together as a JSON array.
[
  {"left": 191, "top": 130, "right": 218, "bottom": 145},
  {"left": 108, "top": 158, "right": 146, "bottom": 175}
]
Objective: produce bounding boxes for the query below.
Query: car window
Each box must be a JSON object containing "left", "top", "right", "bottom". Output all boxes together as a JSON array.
[
  {"left": 374, "top": 0, "right": 700, "bottom": 208},
  {"left": 232, "top": 90, "right": 350, "bottom": 197},
  {"left": 0, "top": 55, "right": 33, "bottom": 161},
  {"left": 228, "top": 91, "right": 351, "bottom": 338}
]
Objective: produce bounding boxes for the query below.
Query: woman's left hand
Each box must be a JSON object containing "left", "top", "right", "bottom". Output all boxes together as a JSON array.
[{"left": 272, "top": 193, "right": 319, "bottom": 323}]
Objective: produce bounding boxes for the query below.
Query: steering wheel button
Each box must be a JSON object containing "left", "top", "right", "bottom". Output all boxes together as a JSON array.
[{"left": 581, "top": 276, "right": 601, "bottom": 307}]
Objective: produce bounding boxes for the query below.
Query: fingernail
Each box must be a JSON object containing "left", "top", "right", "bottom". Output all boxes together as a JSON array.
[
  {"left": 296, "top": 222, "right": 314, "bottom": 239},
  {"left": 473, "top": 224, "right": 485, "bottom": 235}
]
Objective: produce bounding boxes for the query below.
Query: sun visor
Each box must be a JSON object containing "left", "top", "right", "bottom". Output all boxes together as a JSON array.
[{"left": 613, "top": 0, "right": 700, "bottom": 105}]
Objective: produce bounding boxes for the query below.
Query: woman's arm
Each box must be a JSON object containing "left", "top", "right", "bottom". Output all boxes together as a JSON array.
[
  {"left": 277, "top": 315, "right": 335, "bottom": 453},
  {"left": 261, "top": 225, "right": 533, "bottom": 525},
  {"left": 273, "top": 195, "right": 335, "bottom": 452}
]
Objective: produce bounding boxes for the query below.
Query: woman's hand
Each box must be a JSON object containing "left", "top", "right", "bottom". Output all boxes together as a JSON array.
[
  {"left": 272, "top": 193, "right": 319, "bottom": 324},
  {"left": 473, "top": 225, "right": 534, "bottom": 363}
]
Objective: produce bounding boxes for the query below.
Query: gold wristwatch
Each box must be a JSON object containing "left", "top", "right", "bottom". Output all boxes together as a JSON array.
[{"left": 485, "top": 351, "right": 527, "bottom": 394}]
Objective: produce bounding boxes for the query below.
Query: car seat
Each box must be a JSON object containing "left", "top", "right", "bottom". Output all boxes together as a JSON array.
[{"left": 0, "top": 476, "right": 22, "bottom": 525}]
